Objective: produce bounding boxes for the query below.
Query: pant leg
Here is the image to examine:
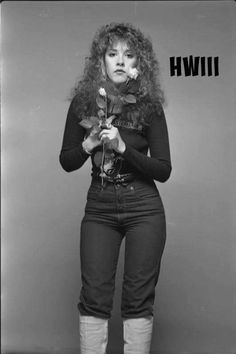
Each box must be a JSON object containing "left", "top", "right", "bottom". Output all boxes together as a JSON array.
[
  {"left": 78, "top": 194, "right": 124, "bottom": 319},
  {"left": 121, "top": 180, "right": 166, "bottom": 318}
]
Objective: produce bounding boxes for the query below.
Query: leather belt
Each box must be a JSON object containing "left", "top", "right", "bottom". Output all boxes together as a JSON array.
[{"left": 97, "top": 173, "right": 135, "bottom": 184}]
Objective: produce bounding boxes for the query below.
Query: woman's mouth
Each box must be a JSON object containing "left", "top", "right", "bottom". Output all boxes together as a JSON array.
[{"left": 115, "top": 70, "right": 126, "bottom": 74}]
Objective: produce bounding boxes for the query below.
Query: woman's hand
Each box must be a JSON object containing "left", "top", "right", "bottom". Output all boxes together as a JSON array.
[
  {"left": 99, "top": 126, "right": 126, "bottom": 154},
  {"left": 82, "top": 127, "right": 102, "bottom": 154}
]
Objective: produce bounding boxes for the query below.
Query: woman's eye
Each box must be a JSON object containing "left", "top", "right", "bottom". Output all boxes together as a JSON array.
[
  {"left": 108, "top": 52, "right": 116, "bottom": 57},
  {"left": 126, "top": 53, "right": 134, "bottom": 59}
]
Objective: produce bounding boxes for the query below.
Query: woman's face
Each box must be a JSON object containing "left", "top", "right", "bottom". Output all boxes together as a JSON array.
[{"left": 104, "top": 40, "right": 137, "bottom": 85}]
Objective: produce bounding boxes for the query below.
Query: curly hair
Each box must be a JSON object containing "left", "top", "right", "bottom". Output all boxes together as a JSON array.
[{"left": 70, "top": 22, "right": 166, "bottom": 125}]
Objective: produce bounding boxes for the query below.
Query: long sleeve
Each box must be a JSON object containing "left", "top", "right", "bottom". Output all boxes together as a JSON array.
[
  {"left": 59, "top": 100, "right": 89, "bottom": 172},
  {"left": 122, "top": 108, "right": 172, "bottom": 182}
]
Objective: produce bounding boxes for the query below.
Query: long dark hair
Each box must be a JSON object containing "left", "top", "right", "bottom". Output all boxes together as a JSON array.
[{"left": 70, "top": 22, "right": 166, "bottom": 125}]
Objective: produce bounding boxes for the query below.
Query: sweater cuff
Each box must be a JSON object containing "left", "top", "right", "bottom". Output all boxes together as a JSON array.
[{"left": 122, "top": 143, "right": 133, "bottom": 160}]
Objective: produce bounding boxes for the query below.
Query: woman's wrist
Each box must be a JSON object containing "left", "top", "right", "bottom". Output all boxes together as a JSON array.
[
  {"left": 82, "top": 140, "right": 92, "bottom": 155},
  {"left": 118, "top": 140, "right": 126, "bottom": 154}
]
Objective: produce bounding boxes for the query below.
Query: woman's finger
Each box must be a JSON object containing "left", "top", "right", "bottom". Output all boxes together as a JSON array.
[
  {"left": 99, "top": 129, "right": 111, "bottom": 139},
  {"left": 100, "top": 133, "right": 109, "bottom": 140}
]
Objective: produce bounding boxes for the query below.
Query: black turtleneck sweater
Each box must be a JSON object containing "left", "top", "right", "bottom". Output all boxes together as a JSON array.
[{"left": 59, "top": 99, "right": 172, "bottom": 183}]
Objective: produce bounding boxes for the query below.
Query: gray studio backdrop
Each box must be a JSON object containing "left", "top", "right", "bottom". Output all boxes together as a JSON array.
[{"left": 1, "top": 2, "right": 236, "bottom": 354}]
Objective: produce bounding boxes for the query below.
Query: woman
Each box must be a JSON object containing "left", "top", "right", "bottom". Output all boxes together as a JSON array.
[{"left": 59, "top": 22, "right": 171, "bottom": 354}]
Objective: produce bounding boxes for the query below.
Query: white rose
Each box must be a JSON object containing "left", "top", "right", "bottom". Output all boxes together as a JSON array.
[
  {"left": 98, "top": 87, "right": 107, "bottom": 96},
  {"left": 128, "top": 67, "right": 139, "bottom": 80}
]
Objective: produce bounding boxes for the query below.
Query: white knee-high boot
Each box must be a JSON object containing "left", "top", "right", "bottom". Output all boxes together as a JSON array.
[
  {"left": 79, "top": 315, "right": 108, "bottom": 354},
  {"left": 123, "top": 317, "right": 153, "bottom": 354}
]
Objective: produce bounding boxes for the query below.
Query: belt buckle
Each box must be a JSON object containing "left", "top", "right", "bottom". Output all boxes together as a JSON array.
[{"left": 114, "top": 174, "right": 123, "bottom": 184}]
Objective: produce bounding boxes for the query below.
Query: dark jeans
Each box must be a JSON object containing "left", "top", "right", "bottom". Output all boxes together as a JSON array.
[{"left": 78, "top": 178, "right": 166, "bottom": 319}]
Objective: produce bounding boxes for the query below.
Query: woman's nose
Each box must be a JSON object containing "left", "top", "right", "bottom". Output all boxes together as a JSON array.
[{"left": 116, "top": 55, "right": 125, "bottom": 66}]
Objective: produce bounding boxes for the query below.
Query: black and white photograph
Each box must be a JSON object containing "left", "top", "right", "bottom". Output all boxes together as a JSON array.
[{"left": 1, "top": 1, "right": 236, "bottom": 354}]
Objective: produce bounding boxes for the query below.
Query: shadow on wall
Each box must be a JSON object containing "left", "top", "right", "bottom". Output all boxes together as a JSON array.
[{"left": 3, "top": 350, "right": 236, "bottom": 354}]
